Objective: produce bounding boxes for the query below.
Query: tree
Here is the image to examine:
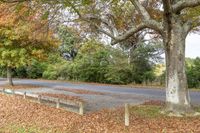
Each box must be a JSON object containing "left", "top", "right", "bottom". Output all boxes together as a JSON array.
[
  {"left": 73, "top": 40, "right": 110, "bottom": 82},
  {"left": 0, "top": 3, "right": 57, "bottom": 85},
  {"left": 3, "top": 0, "right": 200, "bottom": 115},
  {"left": 186, "top": 58, "right": 200, "bottom": 88},
  {"left": 130, "top": 42, "right": 163, "bottom": 84},
  {"left": 63, "top": 0, "right": 200, "bottom": 115},
  {"left": 58, "top": 26, "right": 82, "bottom": 60}
]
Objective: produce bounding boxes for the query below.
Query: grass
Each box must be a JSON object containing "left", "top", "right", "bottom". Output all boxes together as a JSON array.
[
  {"left": 130, "top": 105, "right": 163, "bottom": 118},
  {"left": 130, "top": 105, "right": 200, "bottom": 118},
  {"left": 194, "top": 106, "right": 200, "bottom": 112},
  {"left": 0, "top": 124, "right": 64, "bottom": 133},
  {"left": 0, "top": 125, "right": 45, "bottom": 133}
]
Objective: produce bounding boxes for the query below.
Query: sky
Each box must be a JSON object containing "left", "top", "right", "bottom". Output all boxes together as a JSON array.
[{"left": 186, "top": 34, "right": 200, "bottom": 58}]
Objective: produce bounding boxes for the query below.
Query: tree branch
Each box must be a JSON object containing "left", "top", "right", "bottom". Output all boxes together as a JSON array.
[
  {"left": 162, "top": 0, "right": 172, "bottom": 12},
  {"left": 129, "top": 0, "right": 163, "bottom": 36},
  {"left": 111, "top": 24, "right": 147, "bottom": 45},
  {"left": 130, "top": 0, "right": 150, "bottom": 20},
  {"left": 82, "top": 1, "right": 164, "bottom": 45},
  {"left": 182, "top": 16, "right": 200, "bottom": 34},
  {"left": 83, "top": 15, "right": 118, "bottom": 36},
  {"left": 173, "top": 0, "right": 200, "bottom": 14},
  {"left": 191, "top": 17, "right": 200, "bottom": 30},
  {"left": 65, "top": 1, "right": 117, "bottom": 39},
  {"left": 111, "top": 20, "right": 164, "bottom": 45}
]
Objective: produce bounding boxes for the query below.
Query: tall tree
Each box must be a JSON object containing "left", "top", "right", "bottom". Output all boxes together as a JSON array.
[
  {"left": 0, "top": 3, "right": 58, "bottom": 85},
  {"left": 64, "top": 0, "right": 200, "bottom": 115}
]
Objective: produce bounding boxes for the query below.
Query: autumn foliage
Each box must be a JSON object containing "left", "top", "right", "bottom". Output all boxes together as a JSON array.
[{"left": 0, "top": 3, "right": 58, "bottom": 68}]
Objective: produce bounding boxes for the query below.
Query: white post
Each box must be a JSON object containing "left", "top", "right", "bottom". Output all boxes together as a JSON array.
[
  {"left": 125, "top": 103, "right": 130, "bottom": 126},
  {"left": 12, "top": 89, "right": 15, "bottom": 95},
  {"left": 79, "top": 102, "right": 84, "bottom": 115},
  {"left": 23, "top": 92, "right": 26, "bottom": 99},
  {"left": 38, "top": 95, "right": 41, "bottom": 103},
  {"left": 56, "top": 99, "right": 60, "bottom": 108}
]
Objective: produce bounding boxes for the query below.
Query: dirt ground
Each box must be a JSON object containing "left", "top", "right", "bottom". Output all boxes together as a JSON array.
[{"left": 0, "top": 94, "right": 200, "bottom": 133}]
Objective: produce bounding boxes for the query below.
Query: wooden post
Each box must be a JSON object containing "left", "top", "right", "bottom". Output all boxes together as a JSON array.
[
  {"left": 12, "top": 89, "right": 15, "bottom": 95},
  {"left": 79, "top": 102, "right": 84, "bottom": 115},
  {"left": 56, "top": 98, "right": 60, "bottom": 108},
  {"left": 38, "top": 95, "right": 41, "bottom": 103},
  {"left": 125, "top": 103, "right": 129, "bottom": 126},
  {"left": 23, "top": 92, "right": 26, "bottom": 99}
]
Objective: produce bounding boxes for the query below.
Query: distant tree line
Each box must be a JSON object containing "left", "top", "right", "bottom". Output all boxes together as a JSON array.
[{"left": 0, "top": 39, "right": 199, "bottom": 88}]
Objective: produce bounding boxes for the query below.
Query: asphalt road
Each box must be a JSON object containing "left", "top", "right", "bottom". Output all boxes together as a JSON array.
[{"left": 1, "top": 78, "right": 200, "bottom": 111}]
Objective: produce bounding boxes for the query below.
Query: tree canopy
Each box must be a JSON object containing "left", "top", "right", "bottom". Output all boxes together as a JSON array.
[
  {"left": 0, "top": 2, "right": 58, "bottom": 85},
  {"left": 0, "top": 3, "right": 58, "bottom": 68}
]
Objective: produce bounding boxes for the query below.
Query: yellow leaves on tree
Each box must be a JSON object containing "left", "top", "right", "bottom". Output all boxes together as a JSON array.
[{"left": 0, "top": 2, "right": 59, "bottom": 68}]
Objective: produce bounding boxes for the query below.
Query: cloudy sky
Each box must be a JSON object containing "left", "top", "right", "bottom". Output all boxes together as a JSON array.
[{"left": 186, "top": 34, "right": 200, "bottom": 58}]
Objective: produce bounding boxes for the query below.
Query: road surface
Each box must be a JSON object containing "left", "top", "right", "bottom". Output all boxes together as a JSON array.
[{"left": 0, "top": 78, "right": 200, "bottom": 111}]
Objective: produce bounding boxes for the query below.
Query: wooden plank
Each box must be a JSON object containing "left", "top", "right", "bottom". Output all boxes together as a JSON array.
[
  {"left": 42, "top": 96, "right": 58, "bottom": 102},
  {"left": 59, "top": 99, "right": 80, "bottom": 106},
  {"left": 4, "top": 89, "right": 14, "bottom": 94},
  {"left": 26, "top": 93, "right": 38, "bottom": 98},
  {"left": 40, "top": 96, "right": 82, "bottom": 108},
  {"left": 14, "top": 91, "right": 25, "bottom": 95},
  {"left": 0, "top": 89, "right": 84, "bottom": 115}
]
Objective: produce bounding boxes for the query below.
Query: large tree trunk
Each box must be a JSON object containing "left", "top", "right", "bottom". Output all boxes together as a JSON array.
[
  {"left": 164, "top": 22, "right": 193, "bottom": 114},
  {"left": 7, "top": 67, "right": 14, "bottom": 86}
]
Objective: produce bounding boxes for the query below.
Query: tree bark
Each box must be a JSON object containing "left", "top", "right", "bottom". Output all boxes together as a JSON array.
[
  {"left": 7, "top": 67, "right": 14, "bottom": 86},
  {"left": 164, "top": 21, "right": 193, "bottom": 114}
]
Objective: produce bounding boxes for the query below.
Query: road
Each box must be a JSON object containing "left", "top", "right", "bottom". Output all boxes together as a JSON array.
[{"left": 0, "top": 78, "right": 200, "bottom": 111}]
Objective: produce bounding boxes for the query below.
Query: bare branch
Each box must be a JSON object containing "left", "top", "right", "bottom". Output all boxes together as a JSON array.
[
  {"left": 65, "top": 1, "right": 117, "bottom": 39},
  {"left": 129, "top": 0, "right": 163, "bottom": 36},
  {"left": 111, "top": 24, "right": 147, "bottom": 45},
  {"left": 130, "top": 0, "right": 150, "bottom": 20},
  {"left": 173, "top": 0, "right": 200, "bottom": 14},
  {"left": 111, "top": 20, "right": 164, "bottom": 45}
]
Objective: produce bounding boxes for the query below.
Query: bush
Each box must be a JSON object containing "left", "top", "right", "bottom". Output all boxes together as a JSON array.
[{"left": 186, "top": 58, "right": 200, "bottom": 88}]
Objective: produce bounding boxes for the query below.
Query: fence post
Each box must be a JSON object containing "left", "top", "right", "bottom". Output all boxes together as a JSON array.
[
  {"left": 125, "top": 103, "right": 129, "bottom": 126},
  {"left": 38, "top": 95, "right": 41, "bottom": 103},
  {"left": 12, "top": 89, "right": 15, "bottom": 95},
  {"left": 56, "top": 98, "right": 60, "bottom": 108},
  {"left": 79, "top": 102, "right": 84, "bottom": 115},
  {"left": 23, "top": 92, "right": 26, "bottom": 99}
]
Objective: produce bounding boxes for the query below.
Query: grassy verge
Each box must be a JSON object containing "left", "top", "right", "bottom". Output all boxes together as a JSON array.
[
  {"left": 130, "top": 105, "right": 163, "bottom": 118},
  {"left": 0, "top": 125, "right": 45, "bottom": 133}
]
